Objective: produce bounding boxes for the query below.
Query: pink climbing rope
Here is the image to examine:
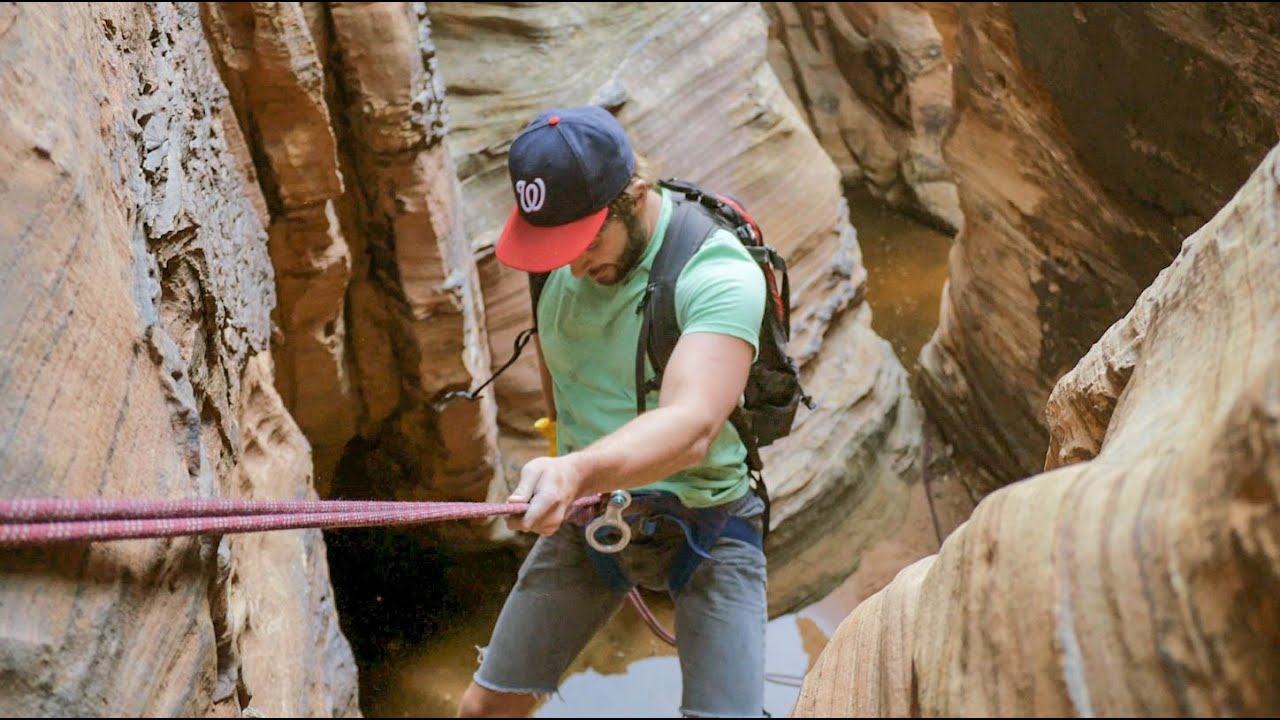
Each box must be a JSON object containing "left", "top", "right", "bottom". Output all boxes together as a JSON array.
[
  {"left": 0, "top": 496, "right": 599, "bottom": 547},
  {"left": 0, "top": 496, "right": 518, "bottom": 522},
  {"left": 627, "top": 587, "right": 677, "bottom": 646},
  {"left": 0, "top": 494, "right": 679, "bottom": 647}
]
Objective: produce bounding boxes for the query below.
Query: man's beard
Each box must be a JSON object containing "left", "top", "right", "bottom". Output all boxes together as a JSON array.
[{"left": 609, "top": 207, "right": 649, "bottom": 281}]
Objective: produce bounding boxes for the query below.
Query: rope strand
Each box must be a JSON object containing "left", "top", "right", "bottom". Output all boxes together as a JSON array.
[
  {"left": 0, "top": 497, "right": 599, "bottom": 547},
  {"left": 626, "top": 587, "right": 676, "bottom": 646},
  {"left": 0, "top": 497, "right": 518, "bottom": 522}
]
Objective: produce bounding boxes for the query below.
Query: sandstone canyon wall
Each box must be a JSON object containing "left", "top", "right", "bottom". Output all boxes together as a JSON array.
[
  {"left": 793, "top": 3, "right": 1280, "bottom": 715},
  {"left": 3, "top": 2, "right": 1277, "bottom": 716},
  {"left": 0, "top": 4, "right": 356, "bottom": 716},
  {"left": 795, "top": 137, "right": 1280, "bottom": 719}
]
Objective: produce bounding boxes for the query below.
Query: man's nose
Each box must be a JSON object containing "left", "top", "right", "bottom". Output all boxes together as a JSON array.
[{"left": 569, "top": 252, "right": 590, "bottom": 278}]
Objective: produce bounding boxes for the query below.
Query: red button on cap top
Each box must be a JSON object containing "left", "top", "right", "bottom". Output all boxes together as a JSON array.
[{"left": 548, "top": 116, "right": 560, "bottom": 125}]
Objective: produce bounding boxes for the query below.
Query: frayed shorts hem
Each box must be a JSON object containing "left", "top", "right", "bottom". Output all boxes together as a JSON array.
[
  {"left": 680, "top": 708, "right": 765, "bottom": 718},
  {"left": 472, "top": 671, "right": 556, "bottom": 698}
]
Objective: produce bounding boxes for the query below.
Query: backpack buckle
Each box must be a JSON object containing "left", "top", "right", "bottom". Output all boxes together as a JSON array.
[
  {"left": 746, "top": 245, "right": 785, "bottom": 271},
  {"left": 658, "top": 178, "right": 701, "bottom": 200}
]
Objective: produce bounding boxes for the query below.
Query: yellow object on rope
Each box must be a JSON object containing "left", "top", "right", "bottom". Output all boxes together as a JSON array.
[{"left": 534, "top": 417, "right": 557, "bottom": 457}]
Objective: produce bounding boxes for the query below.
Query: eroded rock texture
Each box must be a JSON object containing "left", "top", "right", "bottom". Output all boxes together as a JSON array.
[
  {"left": 795, "top": 141, "right": 1280, "bottom": 718},
  {"left": 914, "top": 2, "right": 1280, "bottom": 494},
  {"left": 201, "top": 2, "right": 503, "bottom": 542},
  {"left": 201, "top": 2, "right": 351, "bottom": 493},
  {"left": 765, "top": 2, "right": 962, "bottom": 234},
  {"left": 428, "top": 1, "right": 924, "bottom": 614},
  {"left": 0, "top": 3, "right": 355, "bottom": 716}
]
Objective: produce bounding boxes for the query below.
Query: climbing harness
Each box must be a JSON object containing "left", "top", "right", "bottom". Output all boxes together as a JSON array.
[
  {"left": 568, "top": 486, "right": 766, "bottom": 652},
  {"left": 579, "top": 490, "right": 762, "bottom": 595}
]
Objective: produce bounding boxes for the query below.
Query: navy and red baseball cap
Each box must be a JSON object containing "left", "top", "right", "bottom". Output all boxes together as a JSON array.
[{"left": 495, "top": 106, "right": 636, "bottom": 273}]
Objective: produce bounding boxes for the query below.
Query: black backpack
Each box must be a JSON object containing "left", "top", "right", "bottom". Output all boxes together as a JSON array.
[{"left": 451, "top": 179, "right": 813, "bottom": 536}]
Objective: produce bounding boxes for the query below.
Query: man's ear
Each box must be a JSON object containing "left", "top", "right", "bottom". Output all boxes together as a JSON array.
[{"left": 630, "top": 178, "right": 651, "bottom": 206}]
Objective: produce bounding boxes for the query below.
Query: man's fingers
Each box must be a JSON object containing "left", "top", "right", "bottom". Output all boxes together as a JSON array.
[
  {"left": 523, "top": 493, "right": 566, "bottom": 536},
  {"left": 507, "top": 461, "right": 542, "bottom": 503},
  {"left": 506, "top": 462, "right": 547, "bottom": 532},
  {"left": 504, "top": 458, "right": 570, "bottom": 535}
]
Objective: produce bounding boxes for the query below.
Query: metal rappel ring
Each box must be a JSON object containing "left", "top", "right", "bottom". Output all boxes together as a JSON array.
[{"left": 585, "top": 490, "right": 632, "bottom": 554}]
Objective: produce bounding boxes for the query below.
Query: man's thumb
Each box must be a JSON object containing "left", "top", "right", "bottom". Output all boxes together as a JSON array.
[{"left": 507, "top": 462, "right": 540, "bottom": 503}]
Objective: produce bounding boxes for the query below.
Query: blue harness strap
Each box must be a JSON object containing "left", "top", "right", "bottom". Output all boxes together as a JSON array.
[{"left": 582, "top": 491, "right": 763, "bottom": 594}]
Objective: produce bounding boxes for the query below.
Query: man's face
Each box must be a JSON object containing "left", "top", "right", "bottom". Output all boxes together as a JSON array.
[{"left": 568, "top": 195, "right": 648, "bottom": 285}]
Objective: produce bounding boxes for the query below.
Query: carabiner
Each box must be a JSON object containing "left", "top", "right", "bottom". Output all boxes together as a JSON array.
[{"left": 584, "top": 490, "right": 632, "bottom": 553}]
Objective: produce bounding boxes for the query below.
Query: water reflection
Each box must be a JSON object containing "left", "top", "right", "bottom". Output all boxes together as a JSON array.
[
  {"left": 847, "top": 185, "right": 954, "bottom": 370},
  {"left": 362, "top": 589, "right": 822, "bottom": 718},
  {"left": 539, "top": 611, "right": 820, "bottom": 717},
  {"left": 791, "top": 185, "right": 956, "bottom": 636}
]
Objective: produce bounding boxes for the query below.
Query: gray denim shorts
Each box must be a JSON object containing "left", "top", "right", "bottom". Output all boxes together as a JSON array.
[{"left": 474, "top": 493, "right": 768, "bottom": 717}]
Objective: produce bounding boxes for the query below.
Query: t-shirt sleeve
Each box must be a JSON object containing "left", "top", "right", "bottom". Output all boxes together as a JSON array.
[{"left": 674, "top": 228, "right": 766, "bottom": 357}]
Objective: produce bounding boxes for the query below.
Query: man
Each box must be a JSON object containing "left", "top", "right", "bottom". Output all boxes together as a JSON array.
[{"left": 457, "top": 105, "right": 768, "bottom": 718}]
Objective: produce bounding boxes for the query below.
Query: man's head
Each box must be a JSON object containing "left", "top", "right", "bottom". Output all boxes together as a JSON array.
[
  {"left": 565, "top": 186, "right": 651, "bottom": 285},
  {"left": 496, "top": 106, "right": 637, "bottom": 276}
]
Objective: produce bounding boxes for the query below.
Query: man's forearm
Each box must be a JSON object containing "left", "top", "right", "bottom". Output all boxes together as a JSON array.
[{"left": 565, "top": 404, "right": 722, "bottom": 497}]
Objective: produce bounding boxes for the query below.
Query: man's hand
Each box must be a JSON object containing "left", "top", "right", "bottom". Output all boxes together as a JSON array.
[{"left": 507, "top": 455, "right": 584, "bottom": 536}]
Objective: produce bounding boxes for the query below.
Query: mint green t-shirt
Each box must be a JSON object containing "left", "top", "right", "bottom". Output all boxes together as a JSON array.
[{"left": 537, "top": 188, "right": 766, "bottom": 508}]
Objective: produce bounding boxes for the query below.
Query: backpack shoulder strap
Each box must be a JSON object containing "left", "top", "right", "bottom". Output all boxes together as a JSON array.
[
  {"left": 528, "top": 271, "right": 550, "bottom": 330},
  {"left": 635, "top": 195, "right": 718, "bottom": 415}
]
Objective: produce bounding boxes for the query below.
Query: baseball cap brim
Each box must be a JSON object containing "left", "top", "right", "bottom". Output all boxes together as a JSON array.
[{"left": 495, "top": 204, "right": 609, "bottom": 273}]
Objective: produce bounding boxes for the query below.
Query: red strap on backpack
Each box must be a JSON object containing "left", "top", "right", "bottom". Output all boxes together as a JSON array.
[{"left": 716, "top": 194, "right": 785, "bottom": 325}]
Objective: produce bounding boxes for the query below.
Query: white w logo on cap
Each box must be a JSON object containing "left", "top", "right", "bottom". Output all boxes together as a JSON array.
[{"left": 515, "top": 178, "right": 546, "bottom": 213}]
